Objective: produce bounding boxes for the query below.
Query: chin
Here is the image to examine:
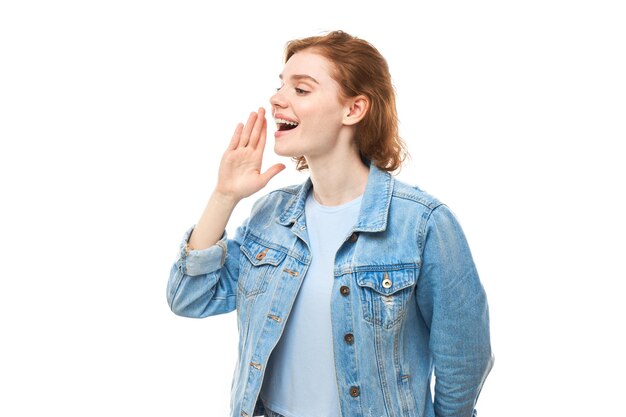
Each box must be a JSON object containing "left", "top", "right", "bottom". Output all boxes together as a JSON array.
[{"left": 273, "top": 144, "right": 299, "bottom": 158}]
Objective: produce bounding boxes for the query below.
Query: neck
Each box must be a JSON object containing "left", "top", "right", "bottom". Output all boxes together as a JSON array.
[{"left": 307, "top": 154, "right": 370, "bottom": 206}]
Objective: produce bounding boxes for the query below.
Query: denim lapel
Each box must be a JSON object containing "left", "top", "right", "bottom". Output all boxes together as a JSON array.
[{"left": 277, "top": 160, "right": 393, "bottom": 233}]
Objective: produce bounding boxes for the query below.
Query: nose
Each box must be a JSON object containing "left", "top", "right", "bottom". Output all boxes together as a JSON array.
[{"left": 270, "top": 87, "right": 287, "bottom": 110}]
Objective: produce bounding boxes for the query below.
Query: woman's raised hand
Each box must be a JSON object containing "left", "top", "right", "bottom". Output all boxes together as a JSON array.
[{"left": 214, "top": 107, "right": 286, "bottom": 203}]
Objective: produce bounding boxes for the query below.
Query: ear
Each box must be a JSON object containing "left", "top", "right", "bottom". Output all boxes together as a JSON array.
[{"left": 343, "top": 95, "right": 369, "bottom": 126}]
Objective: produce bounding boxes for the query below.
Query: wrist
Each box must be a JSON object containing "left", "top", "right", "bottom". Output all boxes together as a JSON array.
[{"left": 211, "top": 189, "right": 240, "bottom": 207}]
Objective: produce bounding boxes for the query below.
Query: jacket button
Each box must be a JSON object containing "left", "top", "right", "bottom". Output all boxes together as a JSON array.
[
  {"left": 382, "top": 272, "right": 392, "bottom": 288},
  {"left": 349, "top": 386, "right": 360, "bottom": 397},
  {"left": 340, "top": 286, "right": 350, "bottom": 296},
  {"left": 344, "top": 333, "right": 354, "bottom": 344},
  {"left": 348, "top": 232, "right": 359, "bottom": 243}
]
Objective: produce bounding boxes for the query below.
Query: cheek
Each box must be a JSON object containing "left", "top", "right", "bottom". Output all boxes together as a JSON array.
[{"left": 305, "top": 107, "right": 343, "bottom": 130}]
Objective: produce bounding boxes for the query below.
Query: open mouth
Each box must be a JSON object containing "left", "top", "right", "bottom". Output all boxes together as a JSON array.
[{"left": 275, "top": 118, "right": 299, "bottom": 132}]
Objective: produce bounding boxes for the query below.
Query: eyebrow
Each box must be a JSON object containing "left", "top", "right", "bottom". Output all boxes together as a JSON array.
[{"left": 278, "top": 74, "right": 320, "bottom": 84}]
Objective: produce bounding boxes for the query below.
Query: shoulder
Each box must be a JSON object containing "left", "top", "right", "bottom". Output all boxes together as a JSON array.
[
  {"left": 249, "top": 183, "right": 300, "bottom": 212},
  {"left": 390, "top": 176, "right": 444, "bottom": 212},
  {"left": 242, "top": 183, "right": 304, "bottom": 231},
  {"left": 271, "top": 183, "right": 301, "bottom": 197},
  {"left": 389, "top": 177, "right": 466, "bottom": 239}
]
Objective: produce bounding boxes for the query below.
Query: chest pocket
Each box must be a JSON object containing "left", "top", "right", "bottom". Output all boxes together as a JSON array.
[
  {"left": 239, "top": 237, "right": 288, "bottom": 298},
  {"left": 356, "top": 267, "right": 417, "bottom": 329}
]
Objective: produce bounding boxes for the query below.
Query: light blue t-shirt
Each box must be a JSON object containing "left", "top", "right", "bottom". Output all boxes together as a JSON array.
[{"left": 259, "top": 187, "right": 363, "bottom": 417}]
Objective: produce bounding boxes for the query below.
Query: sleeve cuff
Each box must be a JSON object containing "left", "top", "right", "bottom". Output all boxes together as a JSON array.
[{"left": 177, "top": 225, "right": 228, "bottom": 276}]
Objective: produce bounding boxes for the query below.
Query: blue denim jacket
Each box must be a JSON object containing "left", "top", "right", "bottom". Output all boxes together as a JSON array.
[{"left": 167, "top": 161, "right": 493, "bottom": 417}]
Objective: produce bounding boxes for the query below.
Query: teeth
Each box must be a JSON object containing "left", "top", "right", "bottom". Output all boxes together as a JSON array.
[{"left": 275, "top": 118, "right": 299, "bottom": 126}]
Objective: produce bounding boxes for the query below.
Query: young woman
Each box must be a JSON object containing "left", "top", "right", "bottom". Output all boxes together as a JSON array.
[{"left": 167, "top": 30, "right": 493, "bottom": 417}]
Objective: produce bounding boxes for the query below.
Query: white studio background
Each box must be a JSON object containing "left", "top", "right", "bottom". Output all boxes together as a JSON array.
[{"left": 1, "top": 1, "right": 624, "bottom": 416}]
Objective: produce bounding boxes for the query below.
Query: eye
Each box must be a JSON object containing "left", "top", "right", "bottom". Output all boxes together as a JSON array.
[{"left": 295, "top": 88, "right": 309, "bottom": 95}]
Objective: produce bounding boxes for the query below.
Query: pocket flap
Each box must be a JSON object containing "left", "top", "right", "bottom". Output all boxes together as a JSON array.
[
  {"left": 356, "top": 268, "right": 416, "bottom": 295},
  {"left": 240, "top": 237, "right": 288, "bottom": 266}
]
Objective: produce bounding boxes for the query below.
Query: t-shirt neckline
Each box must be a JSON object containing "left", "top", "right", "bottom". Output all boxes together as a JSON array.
[{"left": 308, "top": 189, "right": 364, "bottom": 213}]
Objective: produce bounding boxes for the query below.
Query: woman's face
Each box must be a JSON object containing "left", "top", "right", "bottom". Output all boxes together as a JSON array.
[{"left": 270, "top": 50, "right": 350, "bottom": 160}]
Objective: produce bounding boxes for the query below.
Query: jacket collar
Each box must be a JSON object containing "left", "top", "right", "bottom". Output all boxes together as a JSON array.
[{"left": 277, "top": 159, "right": 394, "bottom": 233}]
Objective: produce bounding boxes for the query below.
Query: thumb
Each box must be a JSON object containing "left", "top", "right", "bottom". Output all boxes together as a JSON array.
[{"left": 260, "top": 163, "right": 286, "bottom": 185}]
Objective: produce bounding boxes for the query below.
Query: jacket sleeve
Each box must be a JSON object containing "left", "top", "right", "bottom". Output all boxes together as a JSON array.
[
  {"left": 415, "top": 204, "right": 494, "bottom": 417},
  {"left": 166, "top": 217, "right": 249, "bottom": 318}
]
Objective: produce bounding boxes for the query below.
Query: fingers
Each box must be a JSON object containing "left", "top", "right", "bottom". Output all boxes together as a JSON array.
[
  {"left": 255, "top": 116, "right": 267, "bottom": 153},
  {"left": 229, "top": 108, "right": 266, "bottom": 150},
  {"left": 260, "top": 163, "right": 286, "bottom": 185},
  {"left": 237, "top": 111, "right": 259, "bottom": 148},
  {"left": 248, "top": 107, "right": 266, "bottom": 149},
  {"left": 228, "top": 123, "right": 244, "bottom": 151}
]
